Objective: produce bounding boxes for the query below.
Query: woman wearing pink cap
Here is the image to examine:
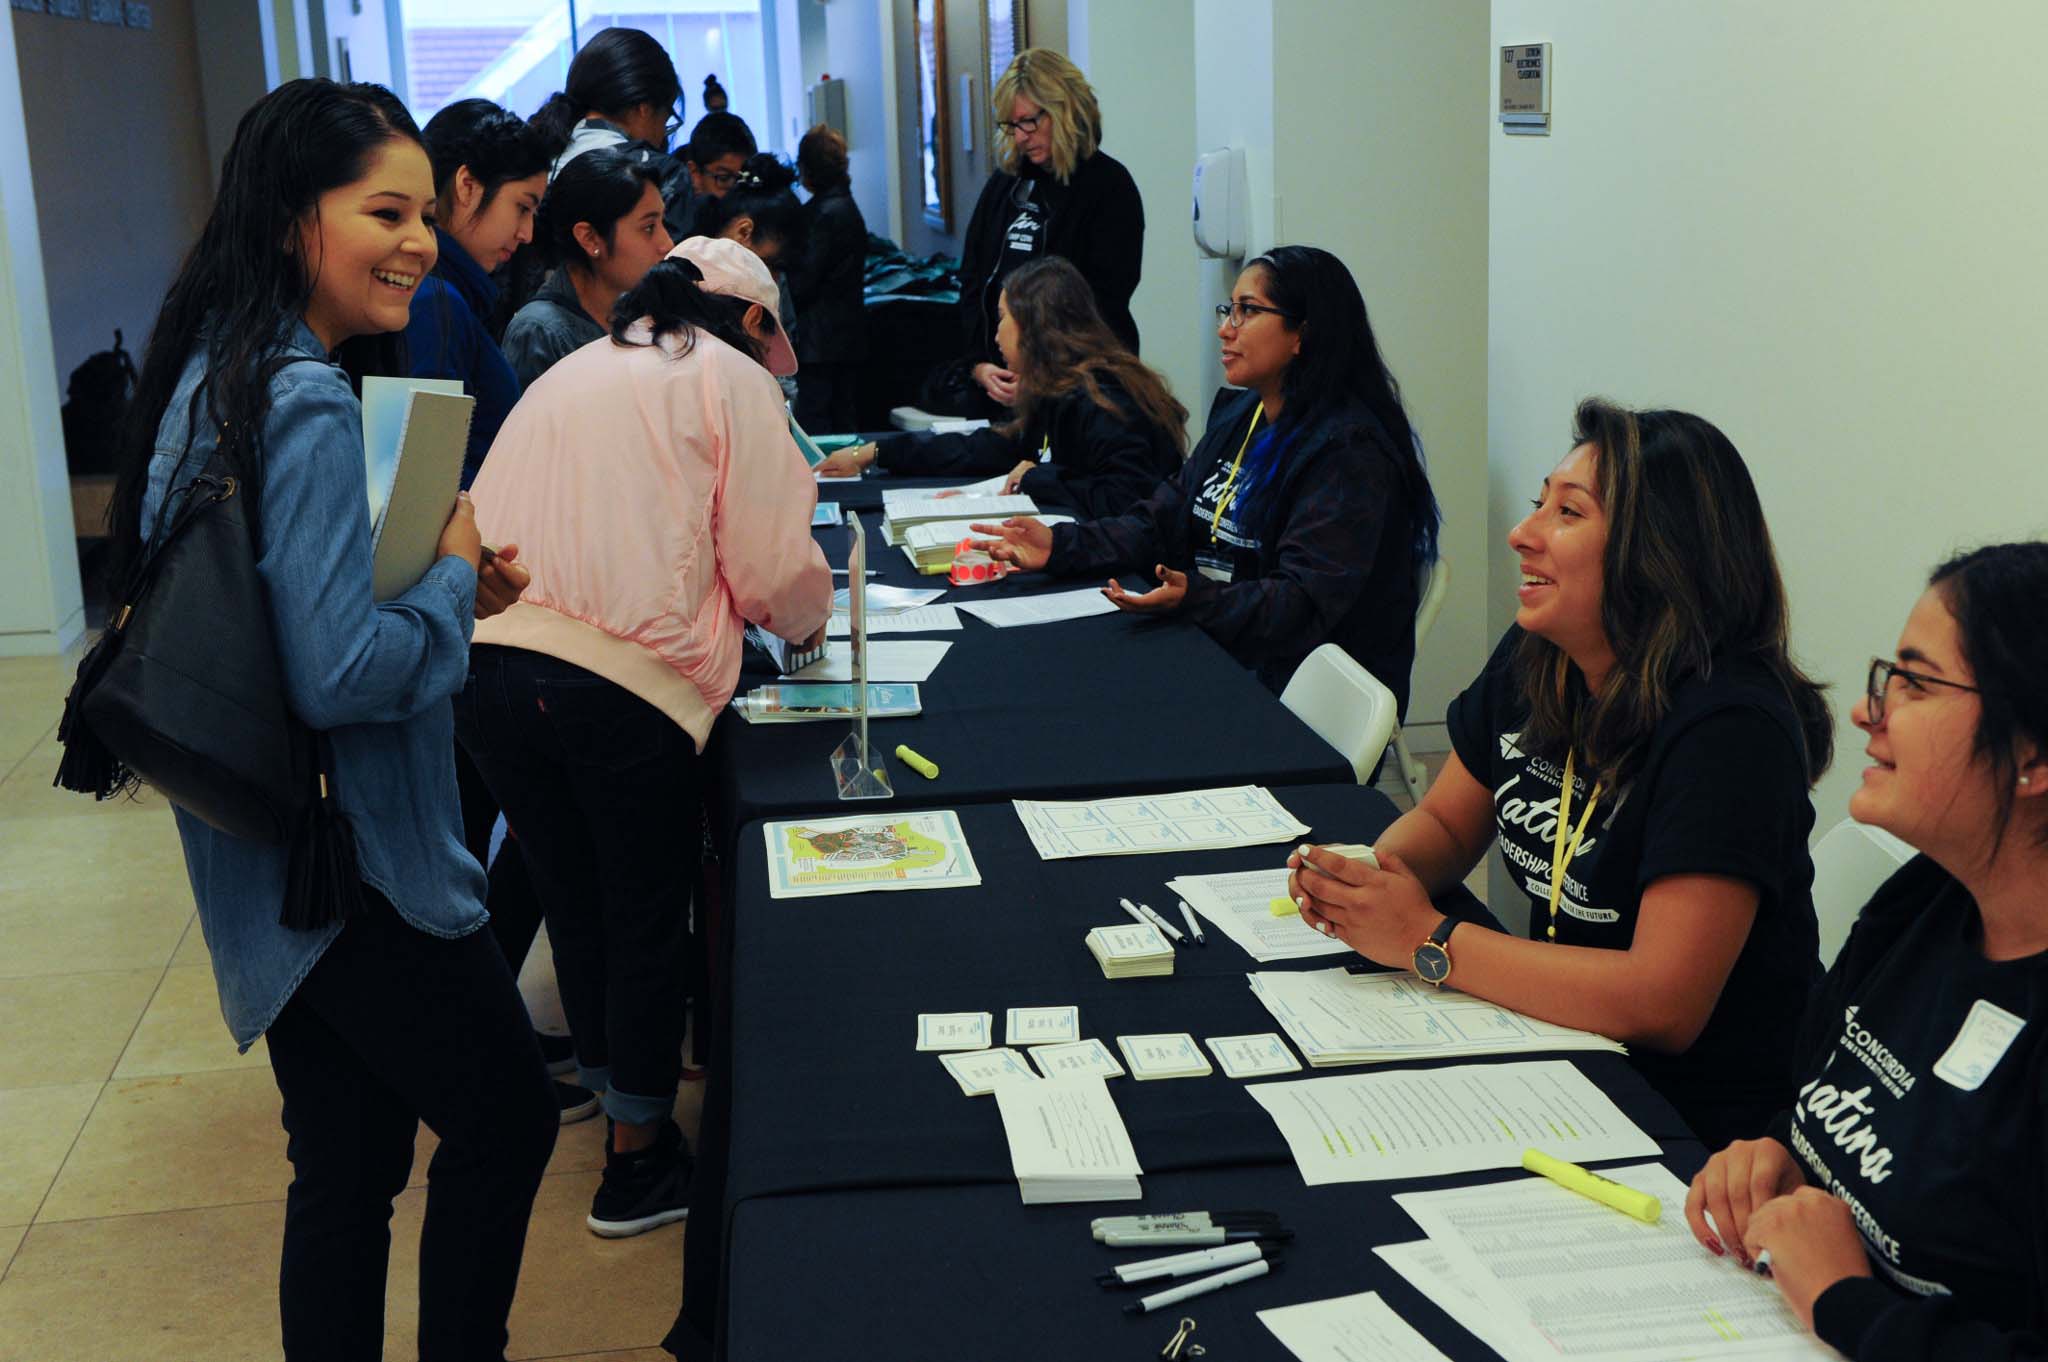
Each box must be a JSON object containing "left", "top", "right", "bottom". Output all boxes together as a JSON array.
[{"left": 457, "top": 236, "right": 830, "bottom": 1237}]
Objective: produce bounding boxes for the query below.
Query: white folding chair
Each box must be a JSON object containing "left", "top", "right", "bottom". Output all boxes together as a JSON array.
[
  {"left": 1389, "top": 553, "right": 1451, "bottom": 803},
  {"left": 1280, "top": 643, "right": 1400, "bottom": 786},
  {"left": 1810, "top": 818, "right": 1913, "bottom": 967}
]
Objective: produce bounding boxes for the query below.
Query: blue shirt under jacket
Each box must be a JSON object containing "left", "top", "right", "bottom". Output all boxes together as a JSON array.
[{"left": 405, "top": 227, "right": 521, "bottom": 486}]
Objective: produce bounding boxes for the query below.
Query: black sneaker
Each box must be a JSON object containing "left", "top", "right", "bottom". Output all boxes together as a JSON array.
[
  {"left": 587, "top": 1121, "right": 692, "bottom": 1237},
  {"left": 536, "top": 1031, "right": 577, "bottom": 1077},
  {"left": 555, "top": 1080, "right": 600, "bottom": 1125}
]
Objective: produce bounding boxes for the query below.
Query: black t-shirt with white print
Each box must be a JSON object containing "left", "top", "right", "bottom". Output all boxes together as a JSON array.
[
  {"left": 1446, "top": 626, "right": 1822, "bottom": 1148},
  {"left": 1788, "top": 856, "right": 2044, "bottom": 1335}
]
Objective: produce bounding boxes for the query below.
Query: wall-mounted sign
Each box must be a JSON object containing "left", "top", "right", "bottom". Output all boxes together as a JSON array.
[{"left": 1499, "top": 42, "right": 1551, "bottom": 136}]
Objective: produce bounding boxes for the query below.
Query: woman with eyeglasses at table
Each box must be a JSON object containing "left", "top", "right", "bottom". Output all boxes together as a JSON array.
[
  {"left": 530, "top": 27, "right": 693, "bottom": 241},
  {"left": 971, "top": 245, "right": 1439, "bottom": 711},
  {"left": 1284, "top": 399, "right": 1833, "bottom": 1151},
  {"left": 924, "top": 47, "right": 1145, "bottom": 420},
  {"left": 1680, "top": 541, "right": 2048, "bottom": 1359},
  {"left": 812, "top": 256, "right": 1185, "bottom": 517}
]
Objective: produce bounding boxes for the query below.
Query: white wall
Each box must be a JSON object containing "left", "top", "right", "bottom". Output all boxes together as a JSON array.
[
  {"left": 822, "top": 0, "right": 892, "bottom": 238},
  {"left": 0, "top": 10, "right": 83, "bottom": 657},
  {"left": 1271, "top": 0, "right": 1488, "bottom": 749},
  {"left": 1488, "top": 0, "right": 2048, "bottom": 939}
]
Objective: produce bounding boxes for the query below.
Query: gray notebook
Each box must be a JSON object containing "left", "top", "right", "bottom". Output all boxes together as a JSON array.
[{"left": 365, "top": 385, "right": 476, "bottom": 602}]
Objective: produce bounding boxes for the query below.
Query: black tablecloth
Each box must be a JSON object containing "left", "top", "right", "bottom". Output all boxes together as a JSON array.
[
  {"left": 713, "top": 607, "right": 1349, "bottom": 848},
  {"left": 676, "top": 786, "right": 1702, "bottom": 1360}
]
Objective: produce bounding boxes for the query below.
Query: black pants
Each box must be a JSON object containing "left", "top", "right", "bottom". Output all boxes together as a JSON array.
[
  {"left": 793, "top": 361, "right": 859, "bottom": 435},
  {"left": 453, "top": 743, "right": 546, "bottom": 974},
  {"left": 454, "top": 645, "right": 703, "bottom": 1126},
  {"left": 266, "top": 892, "right": 556, "bottom": 1362}
]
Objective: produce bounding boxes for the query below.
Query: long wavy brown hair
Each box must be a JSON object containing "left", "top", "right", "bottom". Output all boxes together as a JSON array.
[
  {"left": 1000, "top": 256, "right": 1186, "bottom": 455},
  {"left": 1513, "top": 398, "right": 1833, "bottom": 792}
]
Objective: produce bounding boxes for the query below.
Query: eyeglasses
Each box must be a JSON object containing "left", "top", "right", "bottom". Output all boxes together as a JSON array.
[
  {"left": 996, "top": 110, "right": 1047, "bottom": 137},
  {"left": 664, "top": 107, "right": 685, "bottom": 140},
  {"left": 1214, "top": 300, "right": 1296, "bottom": 328},
  {"left": 1865, "top": 656, "right": 1987, "bottom": 725},
  {"left": 702, "top": 167, "right": 741, "bottom": 190}
]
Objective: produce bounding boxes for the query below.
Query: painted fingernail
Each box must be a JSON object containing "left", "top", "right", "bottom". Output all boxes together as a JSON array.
[
  {"left": 1296, "top": 844, "right": 1313, "bottom": 858},
  {"left": 1295, "top": 897, "right": 1308, "bottom": 910},
  {"left": 1705, "top": 1238, "right": 1723, "bottom": 1257},
  {"left": 1318, "top": 921, "right": 1334, "bottom": 936}
]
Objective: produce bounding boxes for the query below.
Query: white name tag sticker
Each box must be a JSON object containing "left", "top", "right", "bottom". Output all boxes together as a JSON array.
[{"left": 1932, "top": 998, "right": 2025, "bottom": 1092}]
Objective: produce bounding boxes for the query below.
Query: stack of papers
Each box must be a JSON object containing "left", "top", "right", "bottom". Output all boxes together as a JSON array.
[
  {"left": 731, "top": 683, "right": 922, "bottom": 723},
  {"left": 939, "top": 1047, "right": 1035, "bottom": 1095},
  {"left": 763, "top": 811, "right": 981, "bottom": 899},
  {"left": 827, "top": 604, "right": 961, "bottom": 636},
  {"left": 1004, "top": 1005, "right": 1081, "bottom": 1046},
  {"left": 1116, "top": 1033, "right": 1213, "bottom": 1081},
  {"left": 1172, "top": 869, "right": 1353, "bottom": 962},
  {"left": 834, "top": 584, "right": 945, "bottom": 615},
  {"left": 1258, "top": 1291, "right": 1455, "bottom": 1362},
  {"left": 915, "top": 1012, "right": 991, "bottom": 1051},
  {"left": 1248, "top": 1059, "right": 1659, "bottom": 1185},
  {"left": 1205, "top": 1032, "right": 1303, "bottom": 1078},
  {"left": 1380, "top": 1163, "right": 1838, "bottom": 1362},
  {"left": 1086, "top": 922, "right": 1175, "bottom": 978},
  {"left": 781, "top": 639, "right": 953, "bottom": 683},
  {"left": 1030, "top": 1038, "right": 1126, "bottom": 1079},
  {"left": 994, "top": 1075, "right": 1143, "bottom": 1204},
  {"left": 1014, "top": 786, "right": 1310, "bottom": 860},
  {"left": 1247, "top": 968, "right": 1627, "bottom": 1066},
  {"left": 952, "top": 587, "right": 1117, "bottom": 628},
  {"left": 881, "top": 487, "right": 1038, "bottom": 545}
]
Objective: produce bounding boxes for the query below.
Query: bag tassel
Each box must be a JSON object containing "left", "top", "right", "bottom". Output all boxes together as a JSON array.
[
  {"left": 280, "top": 765, "right": 366, "bottom": 931},
  {"left": 53, "top": 607, "right": 140, "bottom": 801}
]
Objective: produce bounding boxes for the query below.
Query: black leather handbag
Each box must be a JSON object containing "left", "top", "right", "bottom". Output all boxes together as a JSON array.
[{"left": 54, "top": 430, "right": 363, "bottom": 930}]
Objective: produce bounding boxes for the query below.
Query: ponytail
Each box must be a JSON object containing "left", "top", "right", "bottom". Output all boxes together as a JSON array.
[{"left": 610, "top": 258, "right": 764, "bottom": 366}]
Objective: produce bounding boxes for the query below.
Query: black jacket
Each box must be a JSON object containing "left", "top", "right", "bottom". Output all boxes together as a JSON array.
[
  {"left": 875, "top": 376, "right": 1180, "bottom": 519},
  {"left": 1048, "top": 388, "right": 1422, "bottom": 704},
  {"left": 956, "top": 151, "right": 1145, "bottom": 365},
  {"left": 788, "top": 185, "right": 868, "bottom": 365},
  {"left": 501, "top": 269, "right": 605, "bottom": 390}
]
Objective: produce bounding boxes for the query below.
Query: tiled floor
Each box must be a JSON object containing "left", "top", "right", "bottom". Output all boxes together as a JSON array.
[{"left": 0, "top": 651, "right": 691, "bottom": 1361}]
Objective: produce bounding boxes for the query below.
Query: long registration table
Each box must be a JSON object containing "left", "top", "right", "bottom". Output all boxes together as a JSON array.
[{"left": 680, "top": 785, "right": 1704, "bottom": 1361}]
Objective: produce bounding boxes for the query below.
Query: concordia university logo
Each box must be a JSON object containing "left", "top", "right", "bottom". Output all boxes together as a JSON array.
[{"left": 1500, "top": 730, "right": 1524, "bottom": 760}]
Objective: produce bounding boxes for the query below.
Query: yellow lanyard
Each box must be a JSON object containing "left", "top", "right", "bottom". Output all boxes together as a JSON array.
[
  {"left": 1209, "top": 402, "right": 1265, "bottom": 544},
  {"left": 1546, "top": 750, "right": 1602, "bottom": 940}
]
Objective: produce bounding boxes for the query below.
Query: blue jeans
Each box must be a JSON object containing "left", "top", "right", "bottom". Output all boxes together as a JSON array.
[{"left": 454, "top": 645, "right": 702, "bottom": 1127}]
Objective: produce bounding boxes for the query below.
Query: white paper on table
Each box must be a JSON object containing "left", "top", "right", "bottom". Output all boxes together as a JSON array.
[
  {"left": 1171, "top": 868, "right": 1352, "bottom": 961},
  {"left": 1391, "top": 1164, "right": 1841, "bottom": 1362},
  {"left": 915, "top": 1012, "right": 992, "bottom": 1051},
  {"left": 828, "top": 604, "right": 962, "bottom": 636},
  {"left": 1004, "top": 1005, "right": 1081, "bottom": 1046},
  {"left": 834, "top": 584, "right": 947, "bottom": 615},
  {"left": 763, "top": 810, "right": 981, "bottom": 899},
  {"left": 814, "top": 471, "right": 863, "bottom": 483},
  {"left": 900, "top": 514, "right": 1074, "bottom": 554},
  {"left": 782, "top": 639, "right": 953, "bottom": 683},
  {"left": 1256, "top": 1290, "right": 1456, "bottom": 1362},
  {"left": 993, "top": 1075, "right": 1143, "bottom": 1201},
  {"left": 952, "top": 587, "right": 1119, "bottom": 628},
  {"left": 1373, "top": 1241, "right": 1539, "bottom": 1362},
  {"left": 1116, "top": 1032, "right": 1213, "bottom": 1079},
  {"left": 1205, "top": 1032, "right": 1303, "bottom": 1078},
  {"left": 882, "top": 492, "right": 1037, "bottom": 524},
  {"left": 1247, "top": 968, "right": 1628, "bottom": 1066},
  {"left": 930, "top": 421, "right": 994, "bottom": 437},
  {"left": 1030, "top": 1038, "right": 1126, "bottom": 1079},
  {"left": 1246, "top": 1059, "right": 1659, "bottom": 1185},
  {"left": 1012, "top": 785, "right": 1310, "bottom": 860},
  {"left": 939, "top": 1047, "right": 1037, "bottom": 1096}
]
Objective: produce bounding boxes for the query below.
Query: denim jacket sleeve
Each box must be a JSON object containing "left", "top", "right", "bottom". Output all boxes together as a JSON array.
[{"left": 257, "top": 365, "right": 477, "bottom": 732}]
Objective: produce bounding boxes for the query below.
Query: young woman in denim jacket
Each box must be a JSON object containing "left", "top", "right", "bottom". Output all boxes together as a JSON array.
[{"left": 104, "top": 79, "right": 550, "bottom": 1361}]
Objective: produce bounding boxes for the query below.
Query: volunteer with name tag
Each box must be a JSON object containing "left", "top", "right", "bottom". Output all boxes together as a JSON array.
[
  {"left": 1286, "top": 402, "right": 1833, "bottom": 1150},
  {"left": 1684, "top": 542, "right": 2048, "bottom": 1359},
  {"left": 969, "top": 246, "right": 1441, "bottom": 704}
]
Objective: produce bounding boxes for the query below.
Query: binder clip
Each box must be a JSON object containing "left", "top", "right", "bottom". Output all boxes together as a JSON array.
[{"left": 948, "top": 538, "right": 1009, "bottom": 587}]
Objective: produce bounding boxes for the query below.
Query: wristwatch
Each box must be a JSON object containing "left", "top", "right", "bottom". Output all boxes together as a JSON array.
[{"left": 1412, "top": 917, "right": 1459, "bottom": 987}]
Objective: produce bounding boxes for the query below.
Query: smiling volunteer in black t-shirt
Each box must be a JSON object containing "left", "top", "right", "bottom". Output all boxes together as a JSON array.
[
  {"left": 1286, "top": 399, "right": 1833, "bottom": 1149},
  {"left": 1684, "top": 542, "right": 2048, "bottom": 1360}
]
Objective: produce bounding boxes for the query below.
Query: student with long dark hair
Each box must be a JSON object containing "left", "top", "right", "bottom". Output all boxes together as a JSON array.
[
  {"left": 820, "top": 256, "right": 1182, "bottom": 516},
  {"left": 974, "top": 245, "right": 1437, "bottom": 706},
  {"left": 407, "top": 97, "right": 549, "bottom": 485},
  {"left": 531, "top": 26, "right": 692, "bottom": 239},
  {"left": 502, "top": 148, "right": 673, "bottom": 388},
  {"left": 1288, "top": 398, "right": 1833, "bottom": 1150},
  {"left": 459, "top": 239, "right": 830, "bottom": 1237},
  {"left": 929, "top": 48, "right": 1144, "bottom": 418},
  {"left": 787, "top": 122, "right": 867, "bottom": 433},
  {"left": 105, "top": 78, "right": 552, "bottom": 1358},
  {"left": 1684, "top": 542, "right": 2048, "bottom": 1359}
]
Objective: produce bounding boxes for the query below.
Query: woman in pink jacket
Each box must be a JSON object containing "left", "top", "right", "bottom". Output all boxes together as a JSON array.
[{"left": 457, "top": 236, "right": 830, "bottom": 1238}]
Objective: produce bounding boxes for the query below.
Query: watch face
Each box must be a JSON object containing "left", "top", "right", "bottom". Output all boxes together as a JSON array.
[{"left": 1414, "top": 942, "right": 1450, "bottom": 984}]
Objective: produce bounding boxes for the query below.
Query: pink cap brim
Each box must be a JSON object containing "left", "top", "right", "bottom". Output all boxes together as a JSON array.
[{"left": 763, "top": 320, "right": 798, "bottom": 378}]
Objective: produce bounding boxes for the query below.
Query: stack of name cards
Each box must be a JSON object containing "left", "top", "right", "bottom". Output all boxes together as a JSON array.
[
  {"left": 1087, "top": 922, "right": 1175, "bottom": 978},
  {"left": 1030, "top": 1038, "right": 1126, "bottom": 1079},
  {"left": 1117, "top": 1033, "right": 1213, "bottom": 1081},
  {"left": 995, "top": 1075, "right": 1143, "bottom": 1204},
  {"left": 939, "top": 1047, "right": 1035, "bottom": 1095}
]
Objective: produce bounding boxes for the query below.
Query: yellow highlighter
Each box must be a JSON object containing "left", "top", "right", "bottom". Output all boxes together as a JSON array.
[
  {"left": 1522, "top": 1148, "right": 1662, "bottom": 1224},
  {"left": 895, "top": 745, "right": 939, "bottom": 780}
]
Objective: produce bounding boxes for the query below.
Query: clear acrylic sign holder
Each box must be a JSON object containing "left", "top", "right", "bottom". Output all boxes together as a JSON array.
[{"left": 831, "top": 510, "right": 893, "bottom": 800}]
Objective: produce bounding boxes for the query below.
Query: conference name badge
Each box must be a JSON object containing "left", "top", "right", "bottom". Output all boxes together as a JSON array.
[{"left": 1931, "top": 998, "right": 2024, "bottom": 1092}]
